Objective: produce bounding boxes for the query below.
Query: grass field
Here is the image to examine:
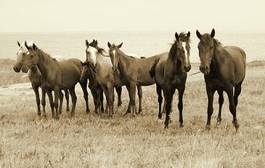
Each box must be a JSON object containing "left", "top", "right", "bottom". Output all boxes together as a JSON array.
[{"left": 0, "top": 59, "right": 264, "bottom": 168}]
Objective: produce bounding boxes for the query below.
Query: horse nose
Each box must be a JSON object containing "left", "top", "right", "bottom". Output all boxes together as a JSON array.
[
  {"left": 13, "top": 66, "right": 19, "bottom": 72},
  {"left": 199, "top": 65, "right": 209, "bottom": 74},
  {"left": 184, "top": 65, "right": 191, "bottom": 72}
]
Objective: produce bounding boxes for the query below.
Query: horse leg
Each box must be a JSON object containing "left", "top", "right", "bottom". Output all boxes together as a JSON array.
[
  {"left": 234, "top": 83, "right": 242, "bottom": 108},
  {"left": 32, "top": 84, "right": 41, "bottom": 116},
  {"left": 99, "top": 88, "right": 104, "bottom": 113},
  {"left": 156, "top": 85, "right": 163, "bottom": 119},
  {"left": 227, "top": 86, "right": 239, "bottom": 131},
  {"left": 80, "top": 81, "right": 89, "bottom": 113},
  {"left": 124, "top": 85, "right": 131, "bottom": 115},
  {"left": 128, "top": 83, "right": 137, "bottom": 117},
  {"left": 178, "top": 87, "right": 185, "bottom": 128},
  {"left": 217, "top": 90, "right": 224, "bottom": 125},
  {"left": 137, "top": 85, "right": 143, "bottom": 114},
  {"left": 69, "top": 87, "right": 77, "bottom": 117},
  {"left": 206, "top": 87, "right": 215, "bottom": 130},
  {"left": 107, "top": 85, "right": 114, "bottom": 117},
  {"left": 115, "top": 86, "right": 122, "bottom": 107},
  {"left": 90, "top": 87, "right": 98, "bottom": 113},
  {"left": 102, "top": 86, "right": 109, "bottom": 114},
  {"left": 47, "top": 91, "right": 55, "bottom": 118},
  {"left": 58, "top": 90, "right": 63, "bottom": 114},
  {"left": 41, "top": 87, "right": 47, "bottom": 118},
  {"left": 164, "top": 88, "right": 174, "bottom": 128},
  {"left": 53, "top": 87, "right": 60, "bottom": 120},
  {"left": 64, "top": 89, "right": 70, "bottom": 112}
]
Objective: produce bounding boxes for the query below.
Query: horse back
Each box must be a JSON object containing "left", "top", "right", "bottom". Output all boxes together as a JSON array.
[
  {"left": 217, "top": 46, "right": 246, "bottom": 85},
  {"left": 59, "top": 58, "right": 82, "bottom": 88}
]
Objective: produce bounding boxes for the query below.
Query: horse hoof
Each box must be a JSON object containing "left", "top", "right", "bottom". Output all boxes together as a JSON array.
[
  {"left": 233, "top": 121, "right": 239, "bottom": 131},
  {"left": 179, "top": 123, "right": 184, "bottom": 128},
  {"left": 205, "top": 125, "right": 211, "bottom": 130},
  {"left": 158, "top": 114, "right": 162, "bottom": 119}
]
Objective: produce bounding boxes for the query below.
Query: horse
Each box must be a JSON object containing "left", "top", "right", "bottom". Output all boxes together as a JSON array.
[
  {"left": 149, "top": 32, "right": 191, "bottom": 128},
  {"left": 81, "top": 40, "right": 142, "bottom": 116},
  {"left": 107, "top": 42, "right": 164, "bottom": 117},
  {"left": 13, "top": 41, "right": 70, "bottom": 117},
  {"left": 80, "top": 60, "right": 105, "bottom": 113},
  {"left": 15, "top": 41, "right": 89, "bottom": 119},
  {"left": 196, "top": 29, "right": 246, "bottom": 131}
]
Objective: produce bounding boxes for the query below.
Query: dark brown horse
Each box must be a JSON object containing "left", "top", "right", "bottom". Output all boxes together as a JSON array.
[
  {"left": 15, "top": 42, "right": 89, "bottom": 119},
  {"left": 150, "top": 32, "right": 191, "bottom": 128},
  {"left": 80, "top": 61, "right": 105, "bottom": 113},
  {"left": 196, "top": 29, "right": 246, "bottom": 130},
  {"left": 13, "top": 41, "right": 70, "bottom": 117}
]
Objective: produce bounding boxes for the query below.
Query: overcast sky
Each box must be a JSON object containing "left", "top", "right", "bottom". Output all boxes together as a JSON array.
[{"left": 0, "top": 0, "right": 264, "bottom": 33}]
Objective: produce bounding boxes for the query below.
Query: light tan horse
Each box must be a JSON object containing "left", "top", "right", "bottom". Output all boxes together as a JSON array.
[
  {"left": 107, "top": 42, "right": 165, "bottom": 117},
  {"left": 15, "top": 42, "right": 89, "bottom": 119},
  {"left": 13, "top": 41, "right": 70, "bottom": 117},
  {"left": 81, "top": 40, "right": 142, "bottom": 116}
]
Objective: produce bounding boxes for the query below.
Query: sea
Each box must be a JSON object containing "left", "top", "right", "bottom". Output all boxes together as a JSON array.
[{"left": 0, "top": 31, "right": 264, "bottom": 62}]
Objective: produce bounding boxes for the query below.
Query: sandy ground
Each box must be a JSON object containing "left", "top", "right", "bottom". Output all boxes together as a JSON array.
[{"left": 0, "top": 59, "right": 265, "bottom": 167}]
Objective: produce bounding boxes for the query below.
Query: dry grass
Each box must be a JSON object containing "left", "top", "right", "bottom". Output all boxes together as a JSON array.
[{"left": 0, "top": 60, "right": 264, "bottom": 168}]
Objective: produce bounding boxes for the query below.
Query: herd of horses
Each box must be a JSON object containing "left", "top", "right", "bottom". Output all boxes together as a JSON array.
[{"left": 13, "top": 29, "right": 246, "bottom": 131}]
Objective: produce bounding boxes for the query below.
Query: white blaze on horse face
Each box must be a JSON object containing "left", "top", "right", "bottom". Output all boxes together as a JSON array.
[
  {"left": 16, "top": 46, "right": 28, "bottom": 62},
  {"left": 182, "top": 42, "right": 189, "bottom": 66},
  {"left": 87, "top": 47, "right": 97, "bottom": 66}
]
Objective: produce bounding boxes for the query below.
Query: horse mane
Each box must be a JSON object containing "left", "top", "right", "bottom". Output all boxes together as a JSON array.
[
  {"left": 89, "top": 42, "right": 106, "bottom": 55},
  {"left": 168, "top": 42, "right": 178, "bottom": 60},
  {"left": 37, "top": 48, "right": 58, "bottom": 63},
  {"left": 213, "top": 39, "right": 222, "bottom": 47},
  {"left": 179, "top": 32, "right": 191, "bottom": 43}
]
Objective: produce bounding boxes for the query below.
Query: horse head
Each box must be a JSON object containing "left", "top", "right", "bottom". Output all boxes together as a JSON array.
[{"left": 196, "top": 28, "right": 216, "bottom": 75}]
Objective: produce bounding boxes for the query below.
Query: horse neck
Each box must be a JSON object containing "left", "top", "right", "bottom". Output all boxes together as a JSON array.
[
  {"left": 36, "top": 50, "right": 58, "bottom": 79},
  {"left": 166, "top": 44, "right": 182, "bottom": 74},
  {"left": 116, "top": 50, "right": 131, "bottom": 73},
  {"left": 210, "top": 39, "right": 222, "bottom": 74}
]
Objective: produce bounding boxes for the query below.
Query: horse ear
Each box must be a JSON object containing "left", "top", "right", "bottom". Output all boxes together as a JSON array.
[
  {"left": 107, "top": 42, "right": 111, "bottom": 48},
  {"left": 175, "top": 32, "right": 179, "bottom": 41},
  {"left": 210, "top": 28, "right": 215, "bottom": 38},
  {"left": 32, "top": 43, "right": 37, "bottom": 50},
  {"left": 25, "top": 41, "right": 30, "bottom": 50},
  {"left": 118, "top": 42, "right": 123, "bottom": 48},
  {"left": 17, "top": 41, "right": 21, "bottom": 47},
  {"left": 196, "top": 30, "right": 201, "bottom": 39},
  {"left": 187, "top": 31, "right": 191, "bottom": 38},
  {"left": 85, "top": 40, "right": 89, "bottom": 47}
]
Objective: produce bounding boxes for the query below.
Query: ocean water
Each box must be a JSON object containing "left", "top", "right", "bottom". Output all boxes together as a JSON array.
[{"left": 0, "top": 31, "right": 264, "bottom": 62}]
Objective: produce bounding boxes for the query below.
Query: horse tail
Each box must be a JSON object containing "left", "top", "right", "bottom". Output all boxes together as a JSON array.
[{"left": 149, "top": 58, "right": 159, "bottom": 78}]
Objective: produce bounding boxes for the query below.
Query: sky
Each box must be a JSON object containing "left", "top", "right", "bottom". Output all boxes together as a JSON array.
[{"left": 0, "top": 0, "right": 264, "bottom": 33}]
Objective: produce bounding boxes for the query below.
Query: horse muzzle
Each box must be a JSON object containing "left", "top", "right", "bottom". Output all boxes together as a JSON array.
[
  {"left": 199, "top": 65, "right": 210, "bottom": 75},
  {"left": 13, "top": 66, "right": 21, "bottom": 73},
  {"left": 112, "top": 67, "right": 118, "bottom": 72},
  {"left": 184, "top": 65, "right": 191, "bottom": 72},
  {"left": 21, "top": 65, "right": 30, "bottom": 73}
]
